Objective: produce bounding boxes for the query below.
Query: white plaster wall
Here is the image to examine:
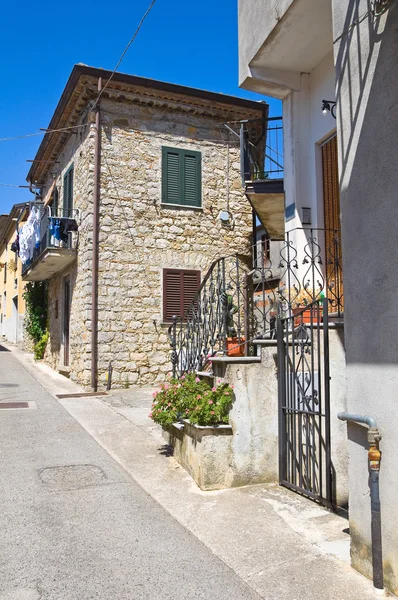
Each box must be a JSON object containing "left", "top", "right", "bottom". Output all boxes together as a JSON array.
[
  {"left": 332, "top": 1, "right": 398, "bottom": 592},
  {"left": 284, "top": 52, "right": 336, "bottom": 235}
]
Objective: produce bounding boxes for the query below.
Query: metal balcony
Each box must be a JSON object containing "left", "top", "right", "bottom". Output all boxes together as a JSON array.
[
  {"left": 21, "top": 206, "right": 78, "bottom": 282},
  {"left": 241, "top": 116, "right": 285, "bottom": 239}
]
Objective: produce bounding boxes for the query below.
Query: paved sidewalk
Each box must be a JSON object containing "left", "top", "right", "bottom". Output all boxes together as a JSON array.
[{"left": 60, "top": 386, "right": 389, "bottom": 599}]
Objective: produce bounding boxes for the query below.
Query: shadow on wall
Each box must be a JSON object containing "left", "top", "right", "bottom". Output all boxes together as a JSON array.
[{"left": 334, "top": 1, "right": 398, "bottom": 364}]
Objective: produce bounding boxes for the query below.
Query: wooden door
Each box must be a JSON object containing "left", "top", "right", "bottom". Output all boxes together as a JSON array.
[
  {"left": 321, "top": 135, "right": 343, "bottom": 313},
  {"left": 64, "top": 276, "right": 71, "bottom": 366}
]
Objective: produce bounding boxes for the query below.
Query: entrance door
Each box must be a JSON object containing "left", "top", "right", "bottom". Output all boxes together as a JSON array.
[
  {"left": 321, "top": 135, "right": 343, "bottom": 312},
  {"left": 63, "top": 276, "right": 71, "bottom": 366},
  {"left": 277, "top": 299, "right": 332, "bottom": 506}
]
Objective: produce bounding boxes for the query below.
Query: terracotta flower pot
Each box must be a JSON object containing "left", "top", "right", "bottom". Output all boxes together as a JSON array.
[
  {"left": 293, "top": 306, "right": 323, "bottom": 327},
  {"left": 226, "top": 337, "right": 245, "bottom": 357}
]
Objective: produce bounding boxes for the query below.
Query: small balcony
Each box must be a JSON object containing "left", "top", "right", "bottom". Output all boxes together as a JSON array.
[
  {"left": 22, "top": 206, "right": 78, "bottom": 282},
  {"left": 241, "top": 117, "right": 285, "bottom": 239}
]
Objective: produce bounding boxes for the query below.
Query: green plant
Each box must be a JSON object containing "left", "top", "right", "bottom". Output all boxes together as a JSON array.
[
  {"left": 149, "top": 373, "right": 234, "bottom": 427},
  {"left": 34, "top": 330, "right": 49, "bottom": 360},
  {"left": 124, "top": 376, "right": 130, "bottom": 389},
  {"left": 23, "top": 282, "right": 48, "bottom": 344}
]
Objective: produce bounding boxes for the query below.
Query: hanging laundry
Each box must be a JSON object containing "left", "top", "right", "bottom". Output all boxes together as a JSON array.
[
  {"left": 19, "top": 206, "right": 42, "bottom": 263},
  {"left": 59, "top": 218, "right": 78, "bottom": 243}
]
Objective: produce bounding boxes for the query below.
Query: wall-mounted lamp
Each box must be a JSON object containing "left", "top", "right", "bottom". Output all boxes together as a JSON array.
[{"left": 321, "top": 100, "right": 337, "bottom": 119}]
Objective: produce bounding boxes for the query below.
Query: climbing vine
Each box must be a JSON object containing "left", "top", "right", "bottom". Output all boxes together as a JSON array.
[{"left": 23, "top": 282, "right": 48, "bottom": 359}]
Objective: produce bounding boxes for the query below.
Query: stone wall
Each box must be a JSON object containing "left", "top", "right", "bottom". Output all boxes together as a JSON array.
[
  {"left": 95, "top": 99, "right": 253, "bottom": 388},
  {"left": 40, "top": 96, "right": 254, "bottom": 389},
  {"left": 42, "top": 120, "right": 95, "bottom": 385}
]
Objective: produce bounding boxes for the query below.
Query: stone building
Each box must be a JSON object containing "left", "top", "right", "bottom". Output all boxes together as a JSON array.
[{"left": 23, "top": 64, "right": 266, "bottom": 389}]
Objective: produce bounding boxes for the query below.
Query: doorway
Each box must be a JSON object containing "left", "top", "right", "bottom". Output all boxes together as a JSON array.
[
  {"left": 321, "top": 135, "right": 343, "bottom": 312},
  {"left": 63, "top": 275, "right": 71, "bottom": 366}
]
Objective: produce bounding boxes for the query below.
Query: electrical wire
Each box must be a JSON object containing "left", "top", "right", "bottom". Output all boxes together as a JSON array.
[
  {"left": 91, "top": 0, "right": 157, "bottom": 112},
  {"left": 0, "top": 123, "right": 87, "bottom": 143},
  {"left": 333, "top": 1, "right": 394, "bottom": 44},
  {"left": 0, "top": 183, "right": 21, "bottom": 188}
]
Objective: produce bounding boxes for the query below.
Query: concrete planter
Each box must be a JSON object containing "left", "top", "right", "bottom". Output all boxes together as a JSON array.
[{"left": 162, "top": 420, "right": 234, "bottom": 491}]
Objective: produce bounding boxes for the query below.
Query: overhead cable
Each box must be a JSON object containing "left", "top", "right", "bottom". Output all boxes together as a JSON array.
[{"left": 91, "top": 0, "right": 157, "bottom": 112}]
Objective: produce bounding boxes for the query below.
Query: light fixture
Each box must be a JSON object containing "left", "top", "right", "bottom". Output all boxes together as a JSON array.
[{"left": 321, "top": 100, "right": 337, "bottom": 119}]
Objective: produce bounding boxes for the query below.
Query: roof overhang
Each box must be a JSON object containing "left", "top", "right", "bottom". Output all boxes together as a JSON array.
[
  {"left": 239, "top": 0, "right": 333, "bottom": 98},
  {"left": 28, "top": 64, "right": 269, "bottom": 184}
]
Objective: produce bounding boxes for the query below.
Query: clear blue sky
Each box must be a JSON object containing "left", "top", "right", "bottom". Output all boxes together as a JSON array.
[{"left": 0, "top": 0, "right": 281, "bottom": 213}]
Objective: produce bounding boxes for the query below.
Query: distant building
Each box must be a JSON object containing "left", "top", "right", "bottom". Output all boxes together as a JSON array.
[{"left": 0, "top": 204, "right": 28, "bottom": 343}]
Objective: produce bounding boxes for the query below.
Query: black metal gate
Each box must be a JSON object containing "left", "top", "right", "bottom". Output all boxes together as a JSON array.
[{"left": 277, "top": 299, "right": 332, "bottom": 506}]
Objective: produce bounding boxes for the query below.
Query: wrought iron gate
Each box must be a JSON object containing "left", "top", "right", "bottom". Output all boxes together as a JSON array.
[{"left": 277, "top": 299, "right": 332, "bottom": 506}]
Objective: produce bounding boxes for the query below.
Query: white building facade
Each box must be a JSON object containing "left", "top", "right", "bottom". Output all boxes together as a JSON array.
[{"left": 239, "top": 0, "right": 398, "bottom": 593}]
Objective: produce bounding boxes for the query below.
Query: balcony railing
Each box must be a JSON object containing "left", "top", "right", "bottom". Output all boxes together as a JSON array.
[
  {"left": 240, "top": 116, "right": 283, "bottom": 182},
  {"left": 21, "top": 205, "right": 78, "bottom": 279},
  {"left": 168, "top": 228, "right": 343, "bottom": 377}
]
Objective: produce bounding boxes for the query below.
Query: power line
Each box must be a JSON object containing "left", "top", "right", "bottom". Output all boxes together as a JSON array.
[
  {"left": 332, "top": 1, "right": 394, "bottom": 45},
  {"left": 0, "top": 123, "right": 87, "bottom": 143},
  {"left": 0, "top": 183, "right": 21, "bottom": 188},
  {"left": 91, "top": 0, "right": 157, "bottom": 112}
]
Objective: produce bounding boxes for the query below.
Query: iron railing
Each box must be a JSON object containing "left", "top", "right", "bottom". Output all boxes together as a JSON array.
[
  {"left": 240, "top": 116, "right": 283, "bottom": 182},
  {"left": 168, "top": 228, "right": 343, "bottom": 377},
  {"left": 169, "top": 255, "right": 251, "bottom": 377},
  {"left": 21, "top": 205, "right": 79, "bottom": 275}
]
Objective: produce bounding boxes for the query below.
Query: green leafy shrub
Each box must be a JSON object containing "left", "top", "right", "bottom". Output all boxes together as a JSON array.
[
  {"left": 149, "top": 373, "right": 234, "bottom": 427},
  {"left": 34, "top": 330, "right": 49, "bottom": 360},
  {"left": 23, "top": 282, "right": 47, "bottom": 344}
]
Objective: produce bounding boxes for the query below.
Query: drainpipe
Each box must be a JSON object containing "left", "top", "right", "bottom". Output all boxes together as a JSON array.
[
  {"left": 91, "top": 77, "right": 102, "bottom": 392},
  {"left": 338, "top": 412, "right": 384, "bottom": 594}
]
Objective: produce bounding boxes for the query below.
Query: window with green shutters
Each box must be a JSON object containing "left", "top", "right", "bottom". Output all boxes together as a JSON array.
[
  {"left": 63, "top": 165, "right": 74, "bottom": 217},
  {"left": 162, "top": 147, "right": 201, "bottom": 207}
]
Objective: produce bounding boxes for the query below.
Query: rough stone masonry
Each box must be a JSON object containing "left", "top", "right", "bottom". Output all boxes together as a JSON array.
[{"left": 38, "top": 71, "right": 265, "bottom": 388}]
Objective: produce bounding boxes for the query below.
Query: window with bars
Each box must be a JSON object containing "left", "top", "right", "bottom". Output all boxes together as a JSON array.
[
  {"left": 163, "top": 268, "right": 201, "bottom": 322},
  {"left": 161, "top": 147, "right": 201, "bottom": 207},
  {"left": 63, "top": 165, "right": 74, "bottom": 217}
]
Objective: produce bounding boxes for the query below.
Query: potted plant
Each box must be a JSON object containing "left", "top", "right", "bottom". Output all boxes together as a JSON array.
[
  {"left": 290, "top": 288, "right": 324, "bottom": 325},
  {"left": 223, "top": 293, "right": 245, "bottom": 357}
]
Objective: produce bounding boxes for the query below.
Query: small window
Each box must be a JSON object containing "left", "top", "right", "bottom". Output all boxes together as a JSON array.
[
  {"left": 51, "top": 186, "right": 59, "bottom": 217},
  {"left": 163, "top": 269, "right": 201, "bottom": 322},
  {"left": 162, "top": 147, "right": 201, "bottom": 207},
  {"left": 63, "top": 165, "right": 74, "bottom": 217}
]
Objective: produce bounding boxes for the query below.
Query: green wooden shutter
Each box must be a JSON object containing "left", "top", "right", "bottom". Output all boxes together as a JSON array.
[
  {"left": 162, "top": 148, "right": 181, "bottom": 205},
  {"left": 162, "top": 147, "right": 201, "bottom": 207},
  {"left": 63, "top": 165, "right": 74, "bottom": 216},
  {"left": 183, "top": 151, "right": 201, "bottom": 207}
]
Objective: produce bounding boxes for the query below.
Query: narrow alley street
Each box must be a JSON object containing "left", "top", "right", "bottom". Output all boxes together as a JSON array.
[
  {"left": 0, "top": 344, "right": 388, "bottom": 600},
  {"left": 0, "top": 345, "right": 260, "bottom": 600}
]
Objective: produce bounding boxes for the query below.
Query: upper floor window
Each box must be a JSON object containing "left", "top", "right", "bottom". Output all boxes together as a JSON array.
[
  {"left": 63, "top": 165, "right": 74, "bottom": 217},
  {"left": 50, "top": 186, "right": 59, "bottom": 216},
  {"left": 162, "top": 147, "right": 201, "bottom": 208}
]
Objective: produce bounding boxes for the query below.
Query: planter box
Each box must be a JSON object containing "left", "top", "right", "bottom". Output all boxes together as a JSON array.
[{"left": 162, "top": 420, "right": 234, "bottom": 491}]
